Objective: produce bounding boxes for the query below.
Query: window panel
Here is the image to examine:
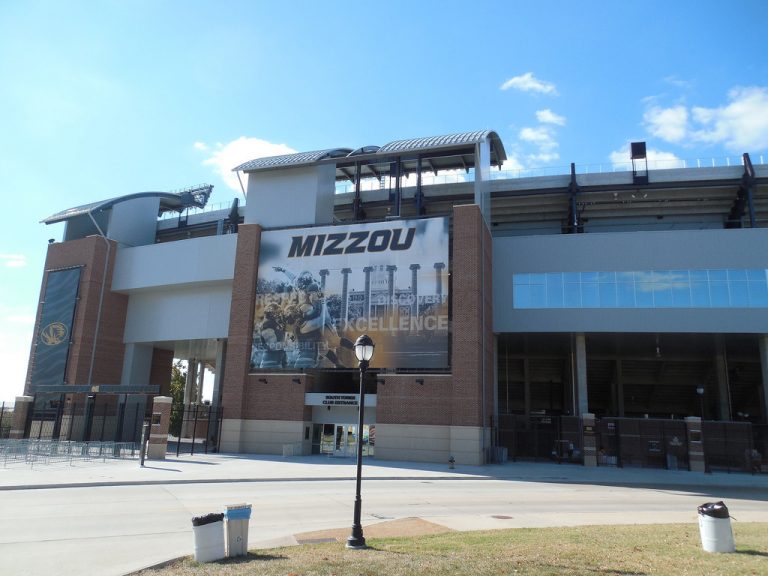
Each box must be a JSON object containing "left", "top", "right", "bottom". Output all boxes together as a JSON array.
[
  {"left": 710, "top": 281, "right": 729, "bottom": 307},
  {"left": 530, "top": 284, "right": 547, "bottom": 308},
  {"left": 514, "top": 285, "right": 531, "bottom": 308},
  {"left": 511, "top": 269, "right": 768, "bottom": 310},
  {"left": 749, "top": 281, "right": 768, "bottom": 306},
  {"left": 635, "top": 282, "right": 654, "bottom": 307},
  {"left": 599, "top": 282, "right": 617, "bottom": 307},
  {"left": 691, "top": 282, "right": 711, "bottom": 307},
  {"left": 616, "top": 282, "right": 636, "bottom": 307},
  {"left": 546, "top": 275, "right": 564, "bottom": 308},
  {"left": 564, "top": 283, "right": 582, "bottom": 307},
  {"left": 582, "top": 283, "right": 599, "bottom": 307},
  {"left": 729, "top": 281, "right": 749, "bottom": 306}
]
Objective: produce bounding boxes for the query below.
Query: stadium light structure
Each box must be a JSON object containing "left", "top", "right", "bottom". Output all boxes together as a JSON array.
[{"left": 346, "top": 334, "right": 375, "bottom": 549}]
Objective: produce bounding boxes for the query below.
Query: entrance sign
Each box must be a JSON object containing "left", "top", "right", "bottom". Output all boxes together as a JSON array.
[
  {"left": 251, "top": 217, "right": 449, "bottom": 371},
  {"left": 305, "top": 393, "right": 378, "bottom": 407}
]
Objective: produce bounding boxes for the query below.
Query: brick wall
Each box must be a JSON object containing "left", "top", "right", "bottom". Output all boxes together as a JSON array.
[
  {"left": 376, "top": 375, "right": 452, "bottom": 426},
  {"left": 221, "top": 224, "right": 261, "bottom": 419},
  {"left": 221, "top": 224, "right": 309, "bottom": 422},
  {"left": 25, "top": 236, "right": 128, "bottom": 393},
  {"left": 451, "top": 205, "right": 494, "bottom": 428}
]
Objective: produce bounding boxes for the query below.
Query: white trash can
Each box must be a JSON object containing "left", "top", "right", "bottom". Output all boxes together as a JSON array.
[
  {"left": 697, "top": 501, "right": 735, "bottom": 553},
  {"left": 191, "top": 513, "right": 226, "bottom": 562},
  {"left": 225, "top": 503, "right": 252, "bottom": 557}
]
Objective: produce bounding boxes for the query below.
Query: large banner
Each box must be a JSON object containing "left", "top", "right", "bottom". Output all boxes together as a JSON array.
[
  {"left": 29, "top": 267, "right": 82, "bottom": 391},
  {"left": 251, "top": 217, "right": 449, "bottom": 371}
]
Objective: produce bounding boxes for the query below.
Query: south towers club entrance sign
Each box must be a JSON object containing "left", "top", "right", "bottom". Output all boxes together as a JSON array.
[{"left": 251, "top": 217, "right": 449, "bottom": 371}]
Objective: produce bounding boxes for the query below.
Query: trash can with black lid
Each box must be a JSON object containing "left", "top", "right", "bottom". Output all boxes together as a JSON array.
[
  {"left": 191, "top": 513, "right": 226, "bottom": 562},
  {"left": 697, "top": 501, "right": 735, "bottom": 553}
]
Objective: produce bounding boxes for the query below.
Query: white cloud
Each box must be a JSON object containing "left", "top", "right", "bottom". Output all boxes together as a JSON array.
[
  {"left": 536, "top": 109, "right": 566, "bottom": 126},
  {"left": 643, "top": 105, "right": 688, "bottom": 143},
  {"left": 643, "top": 87, "right": 768, "bottom": 152},
  {"left": 519, "top": 126, "right": 557, "bottom": 149},
  {"left": 519, "top": 126, "right": 559, "bottom": 165},
  {"left": 197, "top": 137, "right": 297, "bottom": 192},
  {"left": 609, "top": 144, "right": 682, "bottom": 169},
  {"left": 690, "top": 87, "right": 768, "bottom": 151},
  {"left": 0, "top": 254, "right": 27, "bottom": 268},
  {"left": 500, "top": 72, "right": 558, "bottom": 95},
  {"left": 500, "top": 155, "right": 525, "bottom": 172}
]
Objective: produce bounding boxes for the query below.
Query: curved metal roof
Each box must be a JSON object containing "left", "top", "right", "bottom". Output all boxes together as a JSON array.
[
  {"left": 233, "top": 131, "right": 507, "bottom": 174},
  {"left": 233, "top": 148, "right": 353, "bottom": 172},
  {"left": 42, "top": 186, "right": 213, "bottom": 225},
  {"left": 377, "top": 130, "right": 504, "bottom": 157}
]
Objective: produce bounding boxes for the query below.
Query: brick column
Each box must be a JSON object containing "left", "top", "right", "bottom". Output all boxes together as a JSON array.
[
  {"left": 10, "top": 396, "right": 33, "bottom": 439},
  {"left": 582, "top": 413, "right": 597, "bottom": 467},
  {"left": 147, "top": 396, "right": 172, "bottom": 460},
  {"left": 685, "top": 416, "right": 706, "bottom": 472}
]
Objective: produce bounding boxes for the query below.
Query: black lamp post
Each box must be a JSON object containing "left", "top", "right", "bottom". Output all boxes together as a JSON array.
[
  {"left": 696, "top": 385, "right": 705, "bottom": 419},
  {"left": 347, "top": 334, "right": 374, "bottom": 550}
]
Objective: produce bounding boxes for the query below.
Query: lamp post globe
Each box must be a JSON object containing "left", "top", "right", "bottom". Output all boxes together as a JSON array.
[
  {"left": 347, "top": 334, "right": 374, "bottom": 549},
  {"left": 696, "top": 385, "right": 705, "bottom": 419}
]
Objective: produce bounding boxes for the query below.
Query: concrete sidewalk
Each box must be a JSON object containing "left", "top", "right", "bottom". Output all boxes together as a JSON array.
[
  {"left": 2, "top": 451, "right": 768, "bottom": 492},
  {"left": 1, "top": 453, "right": 767, "bottom": 576}
]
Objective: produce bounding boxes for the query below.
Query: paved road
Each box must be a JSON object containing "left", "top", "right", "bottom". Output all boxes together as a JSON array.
[{"left": 1, "top": 454, "right": 766, "bottom": 576}]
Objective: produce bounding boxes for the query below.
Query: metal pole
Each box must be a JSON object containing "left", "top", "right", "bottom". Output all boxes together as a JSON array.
[
  {"left": 191, "top": 404, "right": 199, "bottom": 456},
  {"left": 346, "top": 359, "right": 368, "bottom": 549},
  {"left": 139, "top": 421, "right": 149, "bottom": 467}
]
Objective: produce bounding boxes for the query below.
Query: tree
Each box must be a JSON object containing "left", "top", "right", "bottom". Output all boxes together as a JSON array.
[{"left": 169, "top": 360, "right": 186, "bottom": 437}]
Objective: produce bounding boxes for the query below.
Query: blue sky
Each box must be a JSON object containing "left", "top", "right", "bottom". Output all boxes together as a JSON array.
[{"left": 1, "top": 0, "right": 767, "bottom": 402}]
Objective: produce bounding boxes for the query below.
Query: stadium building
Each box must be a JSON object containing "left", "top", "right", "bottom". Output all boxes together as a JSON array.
[{"left": 19, "top": 130, "right": 768, "bottom": 471}]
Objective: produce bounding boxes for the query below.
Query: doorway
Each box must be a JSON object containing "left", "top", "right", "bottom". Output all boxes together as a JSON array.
[{"left": 312, "top": 423, "right": 375, "bottom": 457}]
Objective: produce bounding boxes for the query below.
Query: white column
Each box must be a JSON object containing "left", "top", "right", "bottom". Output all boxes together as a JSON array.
[
  {"left": 474, "top": 139, "right": 491, "bottom": 226},
  {"left": 196, "top": 360, "right": 205, "bottom": 404},
  {"left": 120, "top": 343, "right": 153, "bottom": 386},
  {"left": 183, "top": 358, "right": 196, "bottom": 406}
]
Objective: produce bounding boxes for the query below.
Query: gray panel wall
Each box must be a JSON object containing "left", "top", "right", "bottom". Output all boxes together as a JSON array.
[
  {"left": 245, "top": 165, "right": 336, "bottom": 228},
  {"left": 493, "top": 228, "right": 768, "bottom": 333}
]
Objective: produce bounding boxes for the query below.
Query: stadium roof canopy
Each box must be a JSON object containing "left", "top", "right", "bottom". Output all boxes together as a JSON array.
[
  {"left": 233, "top": 130, "right": 507, "bottom": 182},
  {"left": 42, "top": 185, "right": 213, "bottom": 225}
]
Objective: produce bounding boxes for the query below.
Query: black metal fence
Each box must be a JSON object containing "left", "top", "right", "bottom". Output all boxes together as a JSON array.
[
  {"left": 169, "top": 403, "right": 223, "bottom": 455},
  {"left": 498, "top": 414, "right": 766, "bottom": 473},
  {"left": 0, "top": 402, "right": 14, "bottom": 439},
  {"left": 595, "top": 418, "right": 690, "bottom": 470},
  {"left": 26, "top": 394, "right": 148, "bottom": 445},
  {"left": 498, "top": 414, "right": 583, "bottom": 464}
]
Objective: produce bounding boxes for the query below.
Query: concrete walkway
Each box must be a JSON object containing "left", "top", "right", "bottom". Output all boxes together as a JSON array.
[{"left": 1, "top": 452, "right": 766, "bottom": 576}]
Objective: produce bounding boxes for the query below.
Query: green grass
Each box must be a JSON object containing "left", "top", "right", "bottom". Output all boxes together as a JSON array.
[{"left": 138, "top": 523, "right": 768, "bottom": 576}]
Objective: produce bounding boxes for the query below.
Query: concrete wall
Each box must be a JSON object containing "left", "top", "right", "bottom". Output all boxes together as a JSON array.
[
  {"left": 493, "top": 228, "right": 768, "bottom": 333},
  {"left": 122, "top": 283, "right": 232, "bottom": 343},
  {"left": 245, "top": 165, "right": 336, "bottom": 228},
  {"left": 112, "top": 234, "right": 237, "bottom": 291}
]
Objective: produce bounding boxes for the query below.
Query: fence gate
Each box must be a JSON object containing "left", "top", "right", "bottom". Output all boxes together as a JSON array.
[
  {"left": 498, "top": 414, "right": 582, "bottom": 463},
  {"left": 170, "top": 403, "right": 223, "bottom": 455}
]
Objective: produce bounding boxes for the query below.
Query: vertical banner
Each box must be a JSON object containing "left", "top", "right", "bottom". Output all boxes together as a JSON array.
[
  {"left": 29, "top": 267, "right": 82, "bottom": 391},
  {"left": 251, "top": 217, "right": 449, "bottom": 371}
]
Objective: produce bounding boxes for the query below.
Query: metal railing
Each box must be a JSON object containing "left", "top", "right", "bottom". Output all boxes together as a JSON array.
[
  {"left": 1, "top": 439, "right": 139, "bottom": 468},
  {"left": 154, "top": 154, "right": 764, "bottom": 219}
]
